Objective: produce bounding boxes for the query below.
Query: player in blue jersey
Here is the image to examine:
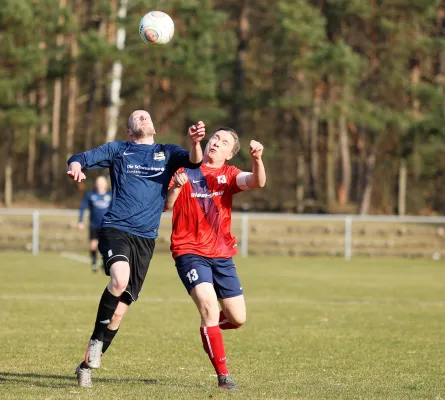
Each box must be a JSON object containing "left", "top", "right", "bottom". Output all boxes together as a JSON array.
[
  {"left": 67, "top": 109, "right": 205, "bottom": 388},
  {"left": 78, "top": 176, "right": 111, "bottom": 272}
]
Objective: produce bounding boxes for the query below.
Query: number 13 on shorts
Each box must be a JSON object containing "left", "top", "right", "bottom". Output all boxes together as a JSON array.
[{"left": 186, "top": 269, "right": 199, "bottom": 283}]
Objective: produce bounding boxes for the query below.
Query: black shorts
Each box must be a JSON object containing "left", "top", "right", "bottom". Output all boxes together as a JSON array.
[
  {"left": 98, "top": 227, "right": 155, "bottom": 304},
  {"left": 89, "top": 227, "right": 100, "bottom": 241}
]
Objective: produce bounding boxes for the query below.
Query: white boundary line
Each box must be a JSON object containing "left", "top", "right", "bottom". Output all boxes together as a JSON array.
[
  {"left": 0, "top": 294, "right": 443, "bottom": 307},
  {"left": 60, "top": 252, "right": 91, "bottom": 264}
]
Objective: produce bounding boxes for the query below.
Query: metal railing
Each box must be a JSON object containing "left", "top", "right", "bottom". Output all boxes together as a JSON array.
[{"left": 1, "top": 209, "right": 445, "bottom": 259}]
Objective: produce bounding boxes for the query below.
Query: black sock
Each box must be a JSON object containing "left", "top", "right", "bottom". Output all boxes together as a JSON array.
[
  {"left": 91, "top": 250, "right": 97, "bottom": 265},
  {"left": 102, "top": 327, "right": 119, "bottom": 354},
  {"left": 91, "top": 288, "right": 120, "bottom": 341}
]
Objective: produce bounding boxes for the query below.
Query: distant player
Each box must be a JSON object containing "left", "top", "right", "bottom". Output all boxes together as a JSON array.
[
  {"left": 78, "top": 176, "right": 111, "bottom": 272},
  {"left": 67, "top": 110, "right": 205, "bottom": 388},
  {"left": 164, "top": 127, "right": 266, "bottom": 390}
]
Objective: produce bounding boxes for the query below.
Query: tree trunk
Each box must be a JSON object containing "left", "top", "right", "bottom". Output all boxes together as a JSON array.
[
  {"left": 296, "top": 116, "right": 310, "bottom": 212},
  {"left": 27, "top": 90, "right": 37, "bottom": 186},
  {"left": 84, "top": 15, "right": 105, "bottom": 150},
  {"left": 411, "top": 62, "right": 421, "bottom": 180},
  {"left": 438, "top": 4, "right": 445, "bottom": 120},
  {"left": 296, "top": 154, "right": 305, "bottom": 213},
  {"left": 4, "top": 158, "right": 13, "bottom": 207},
  {"left": 51, "top": 0, "right": 67, "bottom": 197},
  {"left": 4, "top": 132, "right": 14, "bottom": 207},
  {"left": 106, "top": 0, "right": 128, "bottom": 143},
  {"left": 398, "top": 158, "right": 407, "bottom": 216},
  {"left": 38, "top": 76, "right": 50, "bottom": 188},
  {"left": 309, "top": 81, "right": 323, "bottom": 200},
  {"left": 356, "top": 127, "right": 367, "bottom": 212},
  {"left": 51, "top": 77, "right": 62, "bottom": 190},
  {"left": 326, "top": 118, "right": 337, "bottom": 207},
  {"left": 232, "top": 1, "right": 249, "bottom": 131},
  {"left": 338, "top": 114, "right": 351, "bottom": 205},
  {"left": 360, "top": 150, "right": 376, "bottom": 215},
  {"left": 66, "top": 21, "right": 79, "bottom": 158}
]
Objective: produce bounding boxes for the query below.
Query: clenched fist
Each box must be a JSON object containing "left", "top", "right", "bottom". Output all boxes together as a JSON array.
[
  {"left": 173, "top": 172, "right": 189, "bottom": 188},
  {"left": 188, "top": 121, "right": 206, "bottom": 144},
  {"left": 249, "top": 140, "right": 263, "bottom": 160}
]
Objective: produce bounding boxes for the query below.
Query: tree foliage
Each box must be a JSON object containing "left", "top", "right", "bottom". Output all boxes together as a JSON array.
[{"left": 1, "top": 0, "right": 445, "bottom": 215}]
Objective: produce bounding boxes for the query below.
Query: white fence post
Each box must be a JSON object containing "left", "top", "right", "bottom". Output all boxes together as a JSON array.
[
  {"left": 32, "top": 210, "right": 39, "bottom": 255},
  {"left": 240, "top": 213, "right": 249, "bottom": 258},
  {"left": 344, "top": 216, "right": 352, "bottom": 260}
]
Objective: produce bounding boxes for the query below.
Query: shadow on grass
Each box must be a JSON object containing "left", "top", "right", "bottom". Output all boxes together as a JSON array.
[{"left": 0, "top": 372, "right": 159, "bottom": 388}]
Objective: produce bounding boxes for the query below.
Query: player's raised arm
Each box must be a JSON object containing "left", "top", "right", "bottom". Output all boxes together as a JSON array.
[
  {"left": 67, "top": 142, "right": 121, "bottom": 182},
  {"left": 236, "top": 140, "right": 266, "bottom": 190},
  {"left": 164, "top": 172, "right": 189, "bottom": 212},
  {"left": 187, "top": 121, "right": 205, "bottom": 164}
]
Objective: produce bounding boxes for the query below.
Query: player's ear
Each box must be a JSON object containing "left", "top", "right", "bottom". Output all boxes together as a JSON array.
[
  {"left": 127, "top": 129, "right": 133, "bottom": 138},
  {"left": 226, "top": 153, "right": 234, "bottom": 161}
]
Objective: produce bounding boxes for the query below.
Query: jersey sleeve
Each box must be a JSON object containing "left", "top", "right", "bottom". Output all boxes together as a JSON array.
[
  {"left": 166, "top": 144, "right": 201, "bottom": 173},
  {"left": 228, "top": 166, "right": 247, "bottom": 195},
  {"left": 67, "top": 142, "right": 122, "bottom": 171},
  {"left": 79, "top": 192, "right": 91, "bottom": 222}
]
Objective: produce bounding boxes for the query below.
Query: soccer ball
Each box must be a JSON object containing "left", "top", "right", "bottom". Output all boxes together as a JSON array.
[{"left": 139, "top": 11, "right": 175, "bottom": 45}]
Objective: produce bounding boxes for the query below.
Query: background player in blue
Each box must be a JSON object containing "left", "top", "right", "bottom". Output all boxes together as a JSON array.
[
  {"left": 78, "top": 176, "right": 111, "bottom": 272},
  {"left": 66, "top": 109, "right": 205, "bottom": 388}
]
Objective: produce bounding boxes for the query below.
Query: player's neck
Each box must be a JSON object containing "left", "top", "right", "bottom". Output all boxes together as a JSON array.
[
  {"left": 203, "top": 157, "right": 226, "bottom": 169},
  {"left": 133, "top": 137, "right": 155, "bottom": 145}
]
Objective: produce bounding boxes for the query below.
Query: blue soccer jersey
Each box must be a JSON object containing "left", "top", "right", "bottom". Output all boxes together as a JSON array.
[
  {"left": 79, "top": 191, "right": 112, "bottom": 228},
  {"left": 68, "top": 140, "right": 201, "bottom": 238}
]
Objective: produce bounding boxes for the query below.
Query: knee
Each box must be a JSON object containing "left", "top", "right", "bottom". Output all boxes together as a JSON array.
[
  {"left": 109, "top": 276, "right": 127, "bottom": 295},
  {"left": 229, "top": 314, "right": 246, "bottom": 328},
  {"left": 199, "top": 299, "right": 219, "bottom": 325}
]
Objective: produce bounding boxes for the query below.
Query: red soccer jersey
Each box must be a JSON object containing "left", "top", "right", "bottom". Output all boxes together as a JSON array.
[{"left": 170, "top": 164, "right": 246, "bottom": 259}]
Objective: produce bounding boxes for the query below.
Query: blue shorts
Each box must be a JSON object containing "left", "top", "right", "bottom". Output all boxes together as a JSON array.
[{"left": 175, "top": 254, "right": 243, "bottom": 299}]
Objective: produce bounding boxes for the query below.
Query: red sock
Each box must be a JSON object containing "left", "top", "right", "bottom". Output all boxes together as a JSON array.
[
  {"left": 219, "top": 310, "right": 241, "bottom": 330},
  {"left": 200, "top": 325, "right": 229, "bottom": 376}
]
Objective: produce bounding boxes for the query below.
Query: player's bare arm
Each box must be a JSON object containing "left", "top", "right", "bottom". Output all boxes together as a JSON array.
[
  {"left": 236, "top": 140, "right": 266, "bottom": 190},
  {"left": 188, "top": 121, "right": 205, "bottom": 164},
  {"left": 164, "top": 172, "right": 189, "bottom": 211},
  {"left": 67, "top": 161, "right": 86, "bottom": 183}
]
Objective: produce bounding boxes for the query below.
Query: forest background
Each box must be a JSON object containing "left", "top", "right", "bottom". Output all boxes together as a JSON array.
[{"left": 2, "top": 0, "right": 445, "bottom": 215}]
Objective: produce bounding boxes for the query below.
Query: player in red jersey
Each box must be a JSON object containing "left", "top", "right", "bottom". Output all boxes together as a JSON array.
[{"left": 164, "top": 127, "right": 266, "bottom": 390}]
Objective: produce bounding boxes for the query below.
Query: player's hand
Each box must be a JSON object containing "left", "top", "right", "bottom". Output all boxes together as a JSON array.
[
  {"left": 249, "top": 140, "right": 264, "bottom": 160},
  {"left": 77, "top": 222, "right": 85, "bottom": 231},
  {"left": 173, "top": 172, "right": 189, "bottom": 188},
  {"left": 188, "top": 121, "right": 205, "bottom": 144},
  {"left": 67, "top": 162, "right": 86, "bottom": 182}
]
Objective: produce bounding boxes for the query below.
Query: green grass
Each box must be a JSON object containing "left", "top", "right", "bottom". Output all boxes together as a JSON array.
[{"left": 0, "top": 252, "right": 444, "bottom": 399}]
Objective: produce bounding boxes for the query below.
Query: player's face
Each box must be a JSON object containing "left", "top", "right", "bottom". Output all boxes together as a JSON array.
[
  {"left": 205, "top": 130, "right": 235, "bottom": 162},
  {"left": 95, "top": 177, "right": 108, "bottom": 192},
  {"left": 127, "top": 110, "right": 155, "bottom": 138}
]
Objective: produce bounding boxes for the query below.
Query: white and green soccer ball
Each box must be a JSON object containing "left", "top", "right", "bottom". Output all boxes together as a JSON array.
[{"left": 139, "top": 11, "right": 175, "bottom": 44}]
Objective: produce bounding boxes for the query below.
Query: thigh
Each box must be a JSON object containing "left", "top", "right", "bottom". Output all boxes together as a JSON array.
[
  {"left": 212, "top": 258, "right": 244, "bottom": 299},
  {"left": 124, "top": 235, "right": 156, "bottom": 302},
  {"left": 98, "top": 228, "right": 131, "bottom": 275},
  {"left": 175, "top": 254, "right": 213, "bottom": 294}
]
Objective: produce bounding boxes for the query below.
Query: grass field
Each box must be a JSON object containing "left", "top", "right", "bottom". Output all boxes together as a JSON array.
[{"left": 1, "top": 252, "right": 444, "bottom": 399}]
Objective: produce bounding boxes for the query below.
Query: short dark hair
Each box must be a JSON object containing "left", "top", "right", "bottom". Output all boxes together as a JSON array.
[{"left": 213, "top": 127, "right": 240, "bottom": 156}]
